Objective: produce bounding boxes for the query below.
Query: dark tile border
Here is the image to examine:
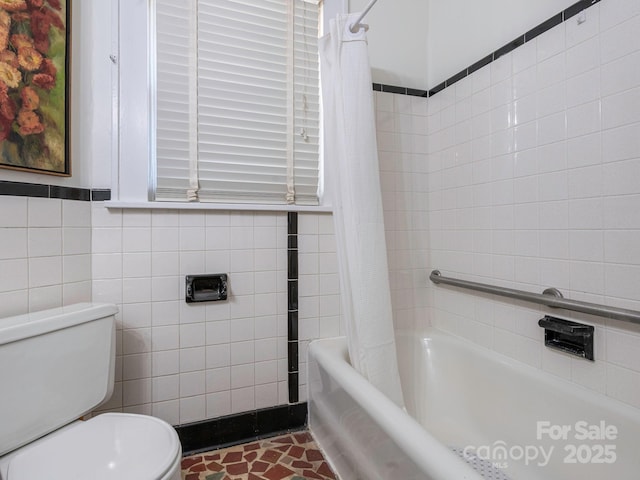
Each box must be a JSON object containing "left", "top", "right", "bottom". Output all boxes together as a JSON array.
[
  {"left": 494, "top": 35, "right": 525, "bottom": 60},
  {"left": 427, "top": 81, "right": 446, "bottom": 97},
  {"left": 91, "top": 189, "right": 112, "bottom": 201},
  {"left": 372, "top": 83, "right": 427, "bottom": 98},
  {"left": 0, "top": 180, "right": 110, "bottom": 202},
  {"left": 374, "top": 0, "right": 601, "bottom": 99},
  {"left": 380, "top": 84, "right": 406, "bottom": 95},
  {"left": 287, "top": 212, "right": 299, "bottom": 403},
  {"left": 525, "top": 13, "right": 563, "bottom": 41},
  {"left": 176, "top": 403, "right": 308, "bottom": 456},
  {"left": 0, "top": 180, "right": 48, "bottom": 198},
  {"left": 468, "top": 54, "right": 494, "bottom": 75},
  {"left": 50, "top": 185, "right": 91, "bottom": 201},
  {"left": 407, "top": 88, "right": 428, "bottom": 97},
  {"left": 564, "top": 0, "right": 600, "bottom": 21}
]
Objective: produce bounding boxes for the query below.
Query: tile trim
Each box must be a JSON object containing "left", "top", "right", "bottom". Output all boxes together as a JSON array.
[
  {"left": 373, "top": 83, "right": 427, "bottom": 97},
  {"left": 91, "top": 189, "right": 112, "bottom": 201},
  {"left": 0, "top": 180, "right": 110, "bottom": 201},
  {"left": 176, "top": 403, "right": 308, "bottom": 456},
  {"left": 374, "top": 0, "right": 601, "bottom": 98},
  {"left": 287, "top": 212, "right": 299, "bottom": 403},
  {"left": 524, "top": 13, "right": 563, "bottom": 42}
]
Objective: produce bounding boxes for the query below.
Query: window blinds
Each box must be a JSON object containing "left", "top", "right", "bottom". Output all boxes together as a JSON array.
[{"left": 154, "top": 0, "right": 321, "bottom": 205}]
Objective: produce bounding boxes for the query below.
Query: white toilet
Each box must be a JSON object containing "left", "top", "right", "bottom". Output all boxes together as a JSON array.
[{"left": 0, "top": 303, "right": 182, "bottom": 480}]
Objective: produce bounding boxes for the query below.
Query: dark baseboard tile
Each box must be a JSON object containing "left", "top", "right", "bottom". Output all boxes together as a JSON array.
[{"left": 176, "top": 403, "right": 308, "bottom": 456}]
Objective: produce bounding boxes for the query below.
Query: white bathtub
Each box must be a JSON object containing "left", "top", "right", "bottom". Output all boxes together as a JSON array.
[{"left": 308, "top": 328, "right": 640, "bottom": 480}]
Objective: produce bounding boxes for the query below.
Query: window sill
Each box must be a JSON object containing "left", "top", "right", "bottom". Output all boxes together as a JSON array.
[{"left": 103, "top": 200, "right": 333, "bottom": 213}]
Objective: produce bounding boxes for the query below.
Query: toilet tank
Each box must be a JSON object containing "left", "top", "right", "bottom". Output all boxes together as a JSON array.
[{"left": 0, "top": 303, "right": 118, "bottom": 457}]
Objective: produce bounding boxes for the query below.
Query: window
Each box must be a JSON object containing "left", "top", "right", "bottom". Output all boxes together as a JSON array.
[{"left": 152, "top": 0, "right": 321, "bottom": 206}]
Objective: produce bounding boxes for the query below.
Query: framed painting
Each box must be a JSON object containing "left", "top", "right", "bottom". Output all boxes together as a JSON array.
[{"left": 0, "top": 0, "right": 70, "bottom": 176}]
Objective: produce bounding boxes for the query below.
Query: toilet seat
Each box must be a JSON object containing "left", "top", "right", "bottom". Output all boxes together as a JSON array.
[{"left": 6, "top": 413, "right": 181, "bottom": 480}]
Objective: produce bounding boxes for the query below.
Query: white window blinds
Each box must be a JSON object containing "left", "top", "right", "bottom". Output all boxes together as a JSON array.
[{"left": 153, "top": 0, "right": 321, "bottom": 205}]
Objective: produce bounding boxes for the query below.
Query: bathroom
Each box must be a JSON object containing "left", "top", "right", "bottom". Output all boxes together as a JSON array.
[{"left": 1, "top": 0, "right": 640, "bottom": 478}]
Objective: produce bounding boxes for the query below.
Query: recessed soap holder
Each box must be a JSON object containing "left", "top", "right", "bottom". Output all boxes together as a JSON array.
[
  {"left": 185, "top": 274, "right": 228, "bottom": 303},
  {"left": 538, "top": 315, "right": 594, "bottom": 361}
]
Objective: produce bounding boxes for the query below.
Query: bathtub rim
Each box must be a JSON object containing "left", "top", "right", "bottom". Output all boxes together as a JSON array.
[
  {"left": 308, "top": 335, "right": 484, "bottom": 480},
  {"left": 309, "top": 327, "right": 640, "bottom": 480}
]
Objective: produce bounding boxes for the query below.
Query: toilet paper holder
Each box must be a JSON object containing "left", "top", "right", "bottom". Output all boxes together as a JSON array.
[{"left": 185, "top": 274, "right": 228, "bottom": 303}]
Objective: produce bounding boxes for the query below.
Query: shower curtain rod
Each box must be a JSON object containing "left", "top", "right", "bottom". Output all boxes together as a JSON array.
[{"left": 349, "top": 0, "right": 379, "bottom": 33}]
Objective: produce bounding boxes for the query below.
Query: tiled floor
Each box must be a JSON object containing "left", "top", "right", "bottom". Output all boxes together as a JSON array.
[{"left": 181, "top": 431, "right": 338, "bottom": 480}]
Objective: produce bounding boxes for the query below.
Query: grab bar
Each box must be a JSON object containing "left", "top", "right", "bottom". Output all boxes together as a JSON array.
[{"left": 430, "top": 270, "right": 640, "bottom": 325}]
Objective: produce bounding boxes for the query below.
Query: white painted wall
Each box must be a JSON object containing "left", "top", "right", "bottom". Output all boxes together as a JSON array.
[
  {"left": 427, "top": 0, "right": 577, "bottom": 88},
  {"left": 346, "top": 1, "right": 580, "bottom": 90},
  {"left": 0, "top": 0, "right": 113, "bottom": 189},
  {"left": 85, "top": 0, "right": 116, "bottom": 189},
  {"left": 349, "top": 0, "right": 429, "bottom": 89}
]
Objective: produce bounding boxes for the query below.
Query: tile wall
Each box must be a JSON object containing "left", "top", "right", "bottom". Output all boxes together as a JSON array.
[
  {"left": 0, "top": 197, "right": 92, "bottom": 318},
  {"left": 84, "top": 85, "right": 432, "bottom": 425},
  {"left": 90, "top": 206, "right": 340, "bottom": 425},
  {"left": 0, "top": 196, "right": 342, "bottom": 426},
  {"left": 296, "top": 213, "right": 343, "bottom": 402},
  {"left": 423, "top": 0, "right": 640, "bottom": 409},
  {"left": 375, "top": 91, "right": 431, "bottom": 333}
]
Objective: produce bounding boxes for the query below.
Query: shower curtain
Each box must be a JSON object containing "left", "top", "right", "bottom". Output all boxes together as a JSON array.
[{"left": 319, "top": 13, "right": 405, "bottom": 408}]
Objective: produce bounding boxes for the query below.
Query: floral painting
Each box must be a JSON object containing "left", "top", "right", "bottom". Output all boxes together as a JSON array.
[{"left": 0, "top": 0, "right": 69, "bottom": 176}]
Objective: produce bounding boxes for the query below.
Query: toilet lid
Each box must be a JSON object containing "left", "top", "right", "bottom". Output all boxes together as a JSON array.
[{"left": 7, "top": 413, "right": 181, "bottom": 480}]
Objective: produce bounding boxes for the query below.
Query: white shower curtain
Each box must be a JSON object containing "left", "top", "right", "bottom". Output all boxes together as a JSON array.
[{"left": 319, "top": 13, "right": 405, "bottom": 408}]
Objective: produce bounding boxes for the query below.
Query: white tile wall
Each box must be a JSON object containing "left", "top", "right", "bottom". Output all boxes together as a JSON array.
[
  {"left": 88, "top": 208, "right": 342, "bottom": 425},
  {"left": 423, "top": 0, "right": 640, "bottom": 411},
  {"left": 0, "top": 197, "right": 92, "bottom": 318},
  {"left": 0, "top": 198, "right": 340, "bottom": 424},
  {"left": 90, "top": 209, "right": 288, "bottom": 424},
  {"left": 297, "top": 213, "right": 343, "bottom": 402},
  {"left": 374, "top": 91, "right": 431, "bottom": 334}
]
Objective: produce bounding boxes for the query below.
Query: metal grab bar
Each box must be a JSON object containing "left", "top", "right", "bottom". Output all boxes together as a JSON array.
[{"left": 430, "top": 270, "right": 640, "bottom": 325}]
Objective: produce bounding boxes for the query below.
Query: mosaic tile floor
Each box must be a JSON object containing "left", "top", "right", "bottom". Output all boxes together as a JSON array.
[{"left": 181, "top": 431, "right": 338, "bottom": 480}]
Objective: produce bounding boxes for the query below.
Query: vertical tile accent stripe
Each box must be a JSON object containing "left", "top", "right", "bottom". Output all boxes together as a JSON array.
[{"left": 287, "top": 212, "right": 299, "bottom": 403}]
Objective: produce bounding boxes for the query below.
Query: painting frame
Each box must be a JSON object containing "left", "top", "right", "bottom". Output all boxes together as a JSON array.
[{"left": 0, "top": 0, "right": 70, "bottom": 177}]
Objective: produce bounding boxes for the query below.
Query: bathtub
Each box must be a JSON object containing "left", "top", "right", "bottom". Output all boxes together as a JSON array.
[{"left": 308, "top": 328, "right": 640, "bottom": 480}]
